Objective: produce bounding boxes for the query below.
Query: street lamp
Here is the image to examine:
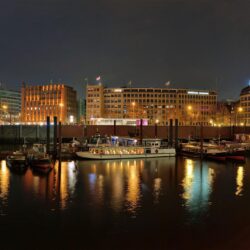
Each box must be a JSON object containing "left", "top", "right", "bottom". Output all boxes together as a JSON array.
[
  {"left": 132, "top": 102, "right": 136, "bottom": 119},
  {"left": 236, "top": 107, "right": 243, "bottom": 126},
  {"left": 155, "top": 119, "right": 159, "bottom": 138}
]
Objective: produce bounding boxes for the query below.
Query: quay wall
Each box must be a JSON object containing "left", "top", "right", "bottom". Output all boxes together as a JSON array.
[{"left": 0, "top": 125, "right": 250, "bottom": 142}]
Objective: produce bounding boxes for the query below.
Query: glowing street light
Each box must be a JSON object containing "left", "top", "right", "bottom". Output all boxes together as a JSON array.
[
  {"left": 236, "top": 107, "right": 243, "bottom": 126},
  {"left": 187, "top": 105, "right": 192, "bottom": 111}
]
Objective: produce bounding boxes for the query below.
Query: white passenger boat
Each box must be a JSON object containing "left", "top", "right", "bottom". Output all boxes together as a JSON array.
[{"left": 76, "top": 146, "right": 176, "bottom": 160}]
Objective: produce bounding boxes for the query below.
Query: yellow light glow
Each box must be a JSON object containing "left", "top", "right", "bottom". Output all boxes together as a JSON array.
[
  {"left": 182, "top": 159, "right": 194, "bottom": 201},
  {"left": 235, "top": 166, "right": 244, "bottom": 196},
  {"left": 238, "top": 107, "right": 243, "bottom": 112},
  {"left": 132, "top": 102, "right": 135, "bottom": 107},
  {"left": 2, "top": 105, "right": 8, "bottom": 110},
  {"left": 155, "top": 119, "right": 159, "bottom": 124},
  {"left": 187, "top": 105, "right": 192, "bottom": 111}
]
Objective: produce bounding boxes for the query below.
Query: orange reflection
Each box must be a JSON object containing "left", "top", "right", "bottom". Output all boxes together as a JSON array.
[
  {"left": 154, "top": 177, "right": 162, "bottom": 203},
  {"left": 235, "top": 166, "right": 244, "bottom": 196},
  {"left": 58, "top": 161, "right": 78, "bottom": 209},
  {"left": 182, "top": 159, "right": 194, "bottom": 201},
  {"left": 0, "top": 160, "right": 10, "bottom": 201},
  {"left": 126, "top": 164, "right": 140, "bottom": 214},
  {"left": 111, "top": 164, "right": 124, "bottom": 212}
]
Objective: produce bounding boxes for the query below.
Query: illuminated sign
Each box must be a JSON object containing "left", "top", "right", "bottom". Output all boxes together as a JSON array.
[
  {"left": 114, "top": 89, "right": 123, "bottom": 92},
  {"left": 187, "top": 91, "right": 209, "bottom": 95}
]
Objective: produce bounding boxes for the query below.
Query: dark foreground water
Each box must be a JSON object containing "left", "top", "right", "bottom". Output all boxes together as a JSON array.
[{"left": 0, "top": 157, "right": 250, "bottom": 250}]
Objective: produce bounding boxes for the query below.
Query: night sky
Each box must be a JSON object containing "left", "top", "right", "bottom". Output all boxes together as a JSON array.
[{"left": 1, "top": 0, "right": 250, "bottom": 99}]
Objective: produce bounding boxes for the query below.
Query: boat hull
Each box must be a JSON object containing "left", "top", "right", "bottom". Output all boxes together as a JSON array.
[
  {"left": 30, "top": 159, "right": 54, "bottom": 173},
  {"left": 6, "top": 159, "right": 27, "bottom": 169},
  {"left": 76, "top": 150, "right": 176, "bottom": 160}
]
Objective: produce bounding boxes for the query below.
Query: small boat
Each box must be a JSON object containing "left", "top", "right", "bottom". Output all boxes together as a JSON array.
[
  {"left": 30, "top": 154, "right": 54, "bottom": 173},
  {"left": 180, "top": 142, "right": 227, "bottom": 161},
  {"left": 6, "top": 151, "right": 28, "bottom": 170},
  {"left": 180, "top": 142, "right": 246, "bottom": 162}
]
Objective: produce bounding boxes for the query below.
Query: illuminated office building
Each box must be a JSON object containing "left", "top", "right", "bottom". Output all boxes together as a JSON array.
[
  {"left": 240, "top": 86, "right": 250, "bottom": 125},
  {"left": 0, "top": 87, "right": 21, "bottom": 123},
  {"left": 21, "top": 83, "right": 77, "bottom": 124},
  {"left": 86, "top": 84, "right": 217, "bottom": 125}
]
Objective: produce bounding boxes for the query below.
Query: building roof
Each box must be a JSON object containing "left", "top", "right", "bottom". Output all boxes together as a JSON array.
[{"left": 240, "top": 86, "right": 250, "bottom": 95}]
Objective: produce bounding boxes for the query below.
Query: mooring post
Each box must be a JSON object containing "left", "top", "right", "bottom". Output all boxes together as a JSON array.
[
  {"left": 200, "top": 123, "right": 204, "bottom": 159},
  {"left": 140, "top": 119, "right": 143, "bottom": 145},
  {"left": 53, "top": 116, "right": 57, "bottom": 158},
  {"left": 175, "top": 119, "right": 179, "bottom": 150},
  {"left": 113, "top": 120, "right": 116, "bottom": 136},
  {"left": 46, "top": 116, "right": 50, "bottom": 154},
  {"left": 58, "top": 121, "right": 62, "bottom": 164},
  {"left": 169, "top": 119, "right": 173, "bottom": 147},
  {"left": 154, "top": 122, "right": 158, "bottom": 138},
  {"left": 57, "top": 122, "right": 62, "bottom": 203}
]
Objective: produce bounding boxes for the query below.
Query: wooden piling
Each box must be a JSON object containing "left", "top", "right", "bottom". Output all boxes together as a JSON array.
[
  {"left": 154, "top": 122, "right": 158, "bottom": 138},
  {"left": 113, "top": 120, "right": 116, "bottom": 136},
  {"left": 175, "top": 119, "right": 178, "bottom": 150},
  {"left": 53, "top": 116, "right": 57, "bottom": 158},
  {"left": 200, "top": 123, "right": 204, "bottom": 159},
  {"left": 140, "top": 119, "right": 143, "bottom": 145},
  {"left": 169, "top": 119, "right": 173, "bottom": 147},
  {"left": 58, "top": 121, "right": 62, "bottom": 164},
  {"left": 46, "top": 116, "right": 50, "bottom": 154}
]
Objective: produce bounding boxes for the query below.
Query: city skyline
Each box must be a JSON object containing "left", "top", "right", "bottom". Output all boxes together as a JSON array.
[{"left": 1, "top": 0, "right": 250, "bottom": 99}]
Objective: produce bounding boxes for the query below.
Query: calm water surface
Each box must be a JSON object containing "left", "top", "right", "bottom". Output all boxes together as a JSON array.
[{"left": 0, "top": 157, "right": 250, "bottom": 249}]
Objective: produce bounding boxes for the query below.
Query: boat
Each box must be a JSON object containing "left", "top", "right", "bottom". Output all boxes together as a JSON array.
[
  {"left": 182, "top": 143, "right": 228, "bottom": 161},
  {"left": 6, "top": 151, "right": 28, "bottom": 170},
  {"left": 29, "top": 153, "right": 54, "bottom": 173},
  {"left": 76, "top": 145, "right": 175, "bottom": 160},
  {"left": 180, "top": 142, "right": 246, "bottom": 162}
]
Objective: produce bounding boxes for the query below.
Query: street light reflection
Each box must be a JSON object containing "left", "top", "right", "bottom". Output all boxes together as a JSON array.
[{"left": 235, "top": 166, "right": 244, "bottom": 196}]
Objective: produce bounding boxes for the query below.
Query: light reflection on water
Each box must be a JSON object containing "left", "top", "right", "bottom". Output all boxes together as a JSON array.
[
  {"left": 0, "top": 157, "right": 247, "bottom": 219},
  {"left": 0, "top": 161, "right": 10, "bottom": 215},
  {"left": 235, "top": 166, "right": 244, "bottom": 196},
  {"left": 181, "top": 159, "right": 216, "bottom": 221}
]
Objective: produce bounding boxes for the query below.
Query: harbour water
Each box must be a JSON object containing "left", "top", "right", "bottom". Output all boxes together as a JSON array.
[{"left": 1, "top": 157, "right": 250, "bottom": 249}]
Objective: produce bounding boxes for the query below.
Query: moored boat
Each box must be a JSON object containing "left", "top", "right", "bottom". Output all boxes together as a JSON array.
[
  {"left": 180, "top": 142, "right": 246, "bottom": 162},
  {"left": 30, "top": 154, "right": 54, "bottom": 173},
  {"left": 76, "top": 146, "right": 176, "bottom": 160},
  {"left": 6, "top": 151, "right": 28, "bottom": 170}
]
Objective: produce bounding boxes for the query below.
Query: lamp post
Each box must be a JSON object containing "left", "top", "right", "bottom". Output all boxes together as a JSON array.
[
  {"left": 236, "top": 107, "right": 243, "bottom": 126},
  {"left": 155, "top": 119, "right": 159, "bottom": 138},
  {"left": 132, "top": 102, "right": 136, "bottom": 119}
]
